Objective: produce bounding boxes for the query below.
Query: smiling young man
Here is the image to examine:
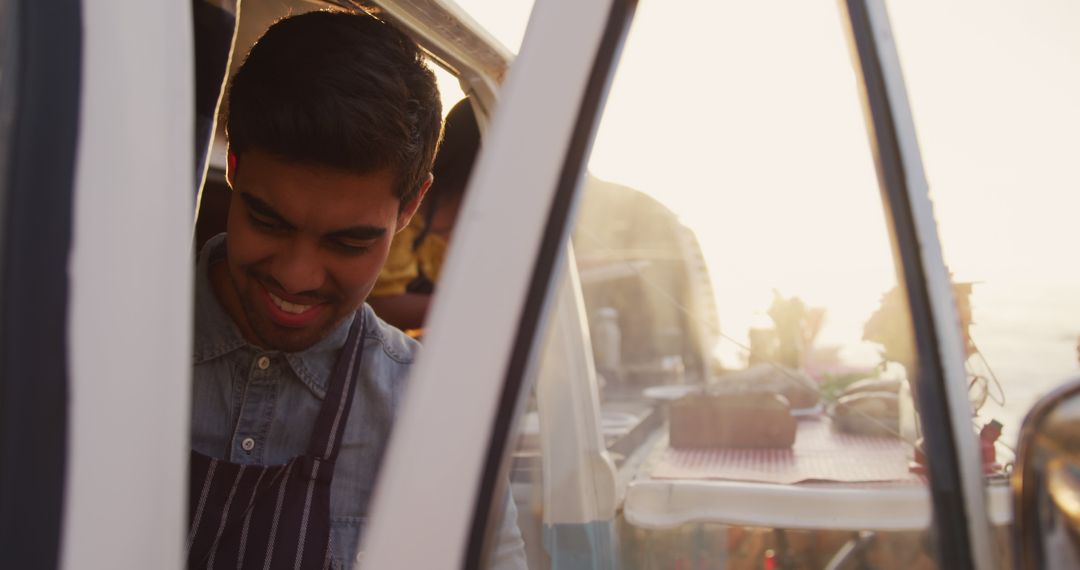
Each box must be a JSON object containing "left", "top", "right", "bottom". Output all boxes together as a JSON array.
[
  {"left": 189, "top": 11, "right": 524, "bottom": 570},
  {"left": 213, "top": 151, "right": 405, "bottom": 353}
]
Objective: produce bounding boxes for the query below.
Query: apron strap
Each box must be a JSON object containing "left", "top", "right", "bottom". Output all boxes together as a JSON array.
[{"left": 305, "top": 311, "right": 366, "bottom": 463}]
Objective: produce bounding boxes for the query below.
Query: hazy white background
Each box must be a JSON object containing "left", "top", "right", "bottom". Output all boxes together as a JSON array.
[{"left": 441, "top": 0, "right": 1080, "bottom": 444}]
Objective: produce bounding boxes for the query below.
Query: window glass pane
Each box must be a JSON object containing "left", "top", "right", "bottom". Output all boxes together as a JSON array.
[
  {"left": 485, "top": 1, "right": 988, "bottom": 568},
  {"left": 886, "top": 0, "right": 1080, "bottom": 446},
  {"left": 887, "top": 1, "right": 1080, "bottom": 564}
]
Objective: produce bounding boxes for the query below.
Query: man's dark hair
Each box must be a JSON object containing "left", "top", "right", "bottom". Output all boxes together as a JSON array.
[{"left": 227, "top": 10, "right": 442, "bottom": 205}]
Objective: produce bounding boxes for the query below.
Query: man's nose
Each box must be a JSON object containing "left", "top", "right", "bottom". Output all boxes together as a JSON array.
[{"left": 270, "top": 240, "right": 325, "bottom": 295}]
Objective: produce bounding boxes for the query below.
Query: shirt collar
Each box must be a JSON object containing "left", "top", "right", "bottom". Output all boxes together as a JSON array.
[
  {"left": 192, "top": 233, "right": 356, "bottom": 399},
  {"left": 283, "top": 313, "right": 355, "bottom": 399}
]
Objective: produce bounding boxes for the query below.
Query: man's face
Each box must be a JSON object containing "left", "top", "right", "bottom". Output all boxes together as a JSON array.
[{"left": 222, "top": 149, "right": 426, "bottom": 352}]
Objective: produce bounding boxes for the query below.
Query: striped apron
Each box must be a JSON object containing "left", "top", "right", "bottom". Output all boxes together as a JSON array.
[{"left": 187, "top": 313, "right": 365, "bottom": 569}]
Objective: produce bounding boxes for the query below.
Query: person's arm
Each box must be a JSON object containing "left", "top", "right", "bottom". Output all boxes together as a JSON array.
[
  {"left": 367, "top": 293, "right": 432, "bottom": 331},
  {"left": 488, "top": 487, "right": 528, "bottom": 570}
]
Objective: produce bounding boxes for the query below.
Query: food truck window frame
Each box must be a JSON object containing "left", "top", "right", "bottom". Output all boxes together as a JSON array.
[
  {"left": 840, "top": 1, "right": 993, "bottom": 567},
  {"left": 0, "top": 0, "right": 998, "bottom": 567},
  {"left": 367, "top": 0, "right": 993, "bottom": 568},
  {"left": 361, "top": 0, "right": 637, "bottom": 567}
]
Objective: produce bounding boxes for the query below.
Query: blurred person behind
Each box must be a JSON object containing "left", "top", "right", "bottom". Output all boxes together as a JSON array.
[{"left": 368, "top": 98, "right": 480, "bottom": 334}]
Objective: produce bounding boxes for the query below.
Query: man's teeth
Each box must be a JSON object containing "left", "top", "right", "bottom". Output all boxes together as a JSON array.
[{"left": 269, "top": 292, "right": 314, "bottom": 315}]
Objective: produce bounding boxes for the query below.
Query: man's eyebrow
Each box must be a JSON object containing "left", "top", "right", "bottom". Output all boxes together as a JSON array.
[
  {"left": 326, "top": 225, "right": 387, "bottom": 241},
  {"left": 239, "top": 192, "right": 294, "bottom": 229}
]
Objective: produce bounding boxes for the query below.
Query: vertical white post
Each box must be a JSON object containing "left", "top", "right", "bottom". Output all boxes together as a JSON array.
[{"left": 63, "top": 2, "right": 194, "bottom": 568}]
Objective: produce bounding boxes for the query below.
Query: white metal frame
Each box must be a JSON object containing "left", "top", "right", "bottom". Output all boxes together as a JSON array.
[
  {"left": 536, "top": 247, "right": 619, "bottom": 527},
  {"left": 843, "top": 1, "right": 993, "bottom": 566},
  {"left": 61, "top": 2, "right": 194, "bottom": 569},
  {"left": 625, "top": 479, "right": 1012, "bottom": 532},
  {"left": 362, "top": 0, "right": 619, "bottom": 566}
]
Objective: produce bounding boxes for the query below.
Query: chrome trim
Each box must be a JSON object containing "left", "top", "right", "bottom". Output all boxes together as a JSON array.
[
  {"left": 329, "top": 0, "right": 511, "bottom": 114},
  {"left": 1012, "top": 374, "right": 1080, "bottom": 569}
]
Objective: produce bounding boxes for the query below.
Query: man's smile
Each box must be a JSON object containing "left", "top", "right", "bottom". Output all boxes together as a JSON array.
[
  {"left": 259, "top": 283, "right": 328, "bottom": 328},
  {"left": 269, "top": 290, "right": 317, "bottom": 314}
]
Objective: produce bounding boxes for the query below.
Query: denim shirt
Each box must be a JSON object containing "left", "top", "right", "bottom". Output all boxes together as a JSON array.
[{"left": 191, "top": 234, "right": 526, "bottom": 569}]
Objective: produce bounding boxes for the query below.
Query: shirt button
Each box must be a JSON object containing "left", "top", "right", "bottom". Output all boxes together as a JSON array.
[
  {"left": 241, "top": 437, "right": 256, "bottom": 452},
  {"left": 256, "top": 356, "right": 270, "bottom": 370}
]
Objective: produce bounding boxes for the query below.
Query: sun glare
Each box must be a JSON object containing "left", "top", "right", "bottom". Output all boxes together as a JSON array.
[{"left": 450, "top": 0, "right": 1079, "bottom": 423}]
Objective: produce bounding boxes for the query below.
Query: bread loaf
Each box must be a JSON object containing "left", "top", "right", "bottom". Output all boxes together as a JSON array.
[
  {"left": 714, "top": 364, "right": 820, "bottom": 410},
  {"left": 670, "top": 392, "right": 797, "bottom": 449}
]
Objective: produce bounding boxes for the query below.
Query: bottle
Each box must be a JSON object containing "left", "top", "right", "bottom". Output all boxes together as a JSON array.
[
  {"left": 899, "top": 378, "right": 918, "bottom": 462},
  {"left": 980, "top": 419, "right": 1003, "bottom": 471},
  {"left": 592, "top": 307, "right": 622, "bottom": 381},
  {"left": 661, "top": 355, "right": 686, "bottom": 385}
]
